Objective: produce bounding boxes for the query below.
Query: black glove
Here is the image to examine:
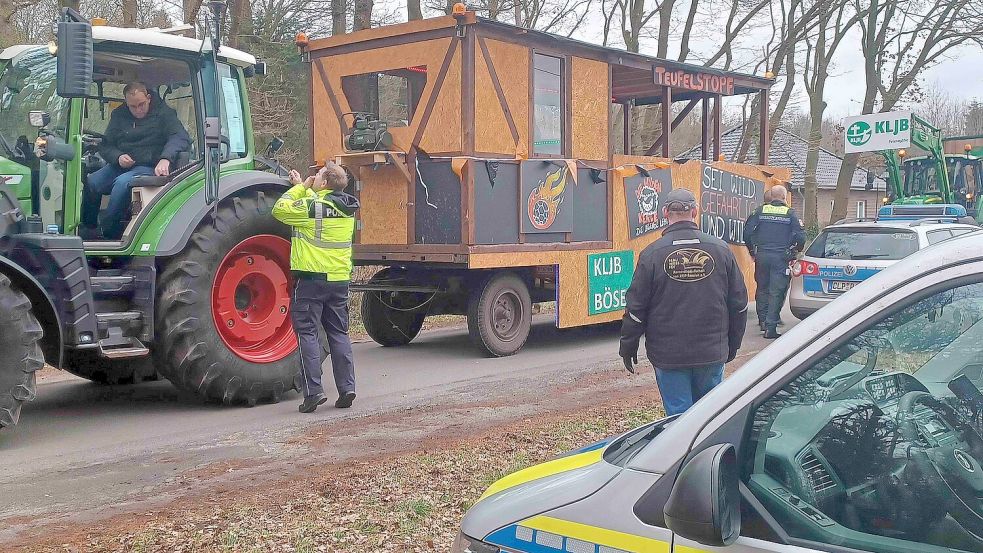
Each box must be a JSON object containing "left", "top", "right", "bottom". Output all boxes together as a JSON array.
[
  {"left": 727, "top": 348, "right": 738, "bottom": 363},
  {"left": 620, "top": 340, "right": 639, "bottom": 374}
]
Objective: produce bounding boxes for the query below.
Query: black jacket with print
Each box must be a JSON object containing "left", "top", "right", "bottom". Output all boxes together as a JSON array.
[{"left": 619, "top": 221, "right": 749, "bottom": 369}]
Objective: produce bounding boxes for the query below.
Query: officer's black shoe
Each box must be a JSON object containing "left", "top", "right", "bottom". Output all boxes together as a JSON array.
[
  {"left": 764, "top": 327, "right": 781, "bottom": 340},
  {"left": 299, "top": 393, "right": 327, "bottom": 413},
  {"left": 758, "top": 321, "right": 767, "bottom": 332},
  {"left": 335, "top": 391, "right": 356, "bottom": 409}
]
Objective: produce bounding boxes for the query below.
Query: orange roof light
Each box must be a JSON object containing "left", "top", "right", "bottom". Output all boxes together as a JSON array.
[
  {"left": 91, "top": 17, "right": 108, "bottom": 26},
  {"left": 898, "top": 149, "right": 907, "bottom": 158},
  {"left": 966, "top": 143, "right": 974, "bottom": 152},
  {"left": 764, "top": 71, "right": 775, "bottom": 79},
  {"left": 452, "top": 2, "right": 468, "bottom": 15},
  {"left": 295, "top": 32, "right": 309, "bottom": 49}
]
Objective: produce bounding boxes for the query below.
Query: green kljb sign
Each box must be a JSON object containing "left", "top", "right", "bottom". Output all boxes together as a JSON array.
[{"left": 588, "top": 250, "right": 635, "bottom": 315}]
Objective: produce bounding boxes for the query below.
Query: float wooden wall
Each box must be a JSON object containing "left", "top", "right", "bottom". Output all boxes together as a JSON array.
[
  {"left": 310, "top": 36, "right": 464, "bottom": 165},
  {"left": 469, "top": 156, "right": 791, "bottom": 328}
]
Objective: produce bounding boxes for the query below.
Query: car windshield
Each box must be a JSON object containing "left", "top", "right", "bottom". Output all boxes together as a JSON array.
[
  {"left": 807, "top": 228, "right": 918, "bottom": 260},
  {"left": 0, "top": 47, "right": 69, "bottom": 167}
]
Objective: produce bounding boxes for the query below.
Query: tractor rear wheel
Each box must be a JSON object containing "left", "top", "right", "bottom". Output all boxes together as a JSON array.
[
  {"left": 0, "top": 274, "right": 44, "bottom": 430},
  {"left": 156, "top": 190, "right": 299, "bottom": 406},
  {"left": 61, "top": 350, "right": 159, "bottom": 385},
  {"left": 361, "top": 269, "right": 428, "bottom": 347}
]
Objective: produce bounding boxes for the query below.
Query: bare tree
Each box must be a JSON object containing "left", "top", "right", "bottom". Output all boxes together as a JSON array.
[
  {"left": 800, "top": 0, "right": 860, "bottom": 230},
  {"left": 122, "top": 0, "right": 138, "bottom": 26},
  {"left": 918, "top": 83, "right": 968, "bottom": 138},
  {"left": 830, "top": 0, "right": 983, "bottom": 224}
]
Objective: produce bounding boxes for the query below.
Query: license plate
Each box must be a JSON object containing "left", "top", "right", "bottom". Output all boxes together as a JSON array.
[{"left": 829, "top": 280, "right": 858, "bottom": 293}]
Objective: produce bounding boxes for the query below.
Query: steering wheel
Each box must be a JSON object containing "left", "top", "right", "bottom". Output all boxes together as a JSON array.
[{"left": 897, "top": 391, "right": 983, "bottom": 535}]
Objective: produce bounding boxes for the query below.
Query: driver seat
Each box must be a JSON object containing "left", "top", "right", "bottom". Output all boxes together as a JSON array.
[{"left": 124, "top": 150, "right": 195, "bottom": 236}]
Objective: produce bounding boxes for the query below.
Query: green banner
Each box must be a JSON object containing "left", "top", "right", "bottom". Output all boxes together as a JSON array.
[{"left": 588, "top": 250, "right": 635, "bottom": 315}]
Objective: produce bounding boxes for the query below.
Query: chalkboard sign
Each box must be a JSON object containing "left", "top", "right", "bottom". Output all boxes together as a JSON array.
[
  {"left": 700, "top": 164, "right": 764, "bottom": 245},
  {"left": 624, "top": 169, "right": 673, "bottom": 240}
]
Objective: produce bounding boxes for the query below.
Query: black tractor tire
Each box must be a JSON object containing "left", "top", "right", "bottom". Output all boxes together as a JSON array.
[
  {"left": 0, "top": 274, "right": 44, "bottom": 430},
  {"left": 360, "top": 269, "right": 428, "bottom": 347},
  {"left": 467, "top": 272, "right": 532, "bottom": 357},
  {"left": 155, "top": 190, "right": 299, "bottom": 406},
  {"left": 62, "top": 350, "right": 160, "bottom": 385}
]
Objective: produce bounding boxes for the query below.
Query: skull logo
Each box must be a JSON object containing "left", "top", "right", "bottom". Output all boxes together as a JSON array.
[{"left": 636, "top": 182, "right": 659, "bottom": 215}]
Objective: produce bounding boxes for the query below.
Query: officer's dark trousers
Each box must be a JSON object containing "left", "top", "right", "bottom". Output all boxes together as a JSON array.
[
  {"left": 754, "top": 251, "right": 791, "bottom": 328},
  {"left": 290, "top": 277, "right": 355, "bottom": 399}
]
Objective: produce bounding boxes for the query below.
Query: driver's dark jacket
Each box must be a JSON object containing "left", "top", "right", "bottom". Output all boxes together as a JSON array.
[
  {"left": 620, "top": 221, "right": 749, "bottom": 369},
  {"left": 99, "top": 92, "right": 191, "bottom": 169}
]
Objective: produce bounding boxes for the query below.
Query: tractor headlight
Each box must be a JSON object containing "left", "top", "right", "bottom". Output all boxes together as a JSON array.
[{"left": 452, "top": 531, "right": 499, "bottom": 553}]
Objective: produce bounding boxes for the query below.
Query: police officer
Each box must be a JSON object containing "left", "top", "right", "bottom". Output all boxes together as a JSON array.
[
  {"left": 743, "top": 185, "right": 805, "bottom": 340},
  {"left": 620, "top": 189, "right": 749, "bottom": 416},
  {"left": 273, "top": 163, "right": 360, "bottom": 413}
]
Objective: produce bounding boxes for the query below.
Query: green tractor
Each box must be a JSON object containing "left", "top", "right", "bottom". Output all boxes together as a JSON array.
[
  {"left": 881, "top": 115, "right": 981, "bottom": 219},
  {"left": 0, "top": 5, "right": 301, "bottom": 433}
]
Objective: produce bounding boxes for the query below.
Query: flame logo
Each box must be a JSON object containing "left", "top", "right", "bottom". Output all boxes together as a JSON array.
[{"left": 527, "top": 166, "right": 568, "bottom": 230}]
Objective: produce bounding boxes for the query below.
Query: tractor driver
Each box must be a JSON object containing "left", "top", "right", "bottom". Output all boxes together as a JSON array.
[{"left": 80, "top": 81, "right": 192, "bottom": 240}]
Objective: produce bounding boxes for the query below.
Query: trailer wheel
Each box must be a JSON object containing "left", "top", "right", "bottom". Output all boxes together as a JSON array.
[
  {"left": 62, "top": 350, "right": 159, "bottom": 385},
  {"left": 467, "top": 272, "right": 532, "bottom": 357},
  {"left": 156, "top": 190, "right": 298, "bottom": 406},
  {"left": 0, "top": 274, "right": 44, "bottom": 430},
  {"left": 361, "top": 269, "right": 428, "bottom": 347}
]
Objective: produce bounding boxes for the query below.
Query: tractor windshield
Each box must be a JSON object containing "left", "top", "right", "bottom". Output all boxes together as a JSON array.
[
  {"left": 0, "top": 46, "right": 70, "bottom": 168},
  {"left": 902, "top": 158, "right": 943, "bottom": 197}
]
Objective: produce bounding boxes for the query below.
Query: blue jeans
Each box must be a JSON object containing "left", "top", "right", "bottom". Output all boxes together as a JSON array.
[
  {"left": 82, "top": 164, "right": 154, "bottom": 239},
  {"left": 654, "top": 364, "right": 725, "bottom": 416}
]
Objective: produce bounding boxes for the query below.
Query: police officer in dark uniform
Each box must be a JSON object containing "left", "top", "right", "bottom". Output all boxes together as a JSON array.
[
  {"left": 273, "top": 163, "right": 360, "bottom": 413},
  {"left": 743, "top": 185, "right": 805, "bottom": 340},
  {"left": 619, "top": 189, "right": 749, "bottom": 416}
]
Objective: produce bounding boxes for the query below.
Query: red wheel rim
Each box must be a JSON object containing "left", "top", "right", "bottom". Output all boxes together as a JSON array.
[{"left": 211, "top": 234, "right": 296, "bottom": 363}]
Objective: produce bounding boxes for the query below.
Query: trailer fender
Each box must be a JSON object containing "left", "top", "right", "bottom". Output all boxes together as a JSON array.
[
  {"left": 0, "top": 255, "right": 63, "bottom": 367},
  {"left": 155, "top": 170, "right": 290, "bottom": 257}
]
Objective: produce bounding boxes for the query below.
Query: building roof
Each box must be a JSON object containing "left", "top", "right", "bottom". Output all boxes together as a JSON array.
[
  {"left": 1, "top": 26, "right": 255, "bottom": 67},
  {"left": 680, "top": 126, "right": 885, "bottom": 191}
]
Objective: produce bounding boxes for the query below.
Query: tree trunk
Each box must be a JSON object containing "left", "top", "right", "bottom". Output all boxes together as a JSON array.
[
  {"left": 227, "top": 0, "right": 252, "bottom": 48},
  {"left": 407, "top": 0, "right": 422, "bottom": 21},
  {"left": 332, "top": 0, "right": 347, "bottom": 35},
  {"left": 184, "top": 0, "right": 203, "bottom": 25},
  {"left": 655, "top": 0, "right": 676, "bottom": 59},
  {"left": 59, "top": 0, "right": 80, "bottom": 12},
  {"left": 121, "top": 0, "right": 138, "bottom": 26},
  {"left": 486, "top": 0, "right": 499, "bottom": 20},
  {"left": 0, "top": 0, "right": 20, "bottom": 48},
  {"left": 353, "top": 0, "right": 372, "bottom": 30},
  {"left": 804, "top": 94, "right": 826, "bottom": 232}
]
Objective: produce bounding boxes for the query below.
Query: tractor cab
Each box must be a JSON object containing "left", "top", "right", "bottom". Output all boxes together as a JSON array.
[
  {"left": 0, "top": 22, "right": 257, "bottom": 249},
  {"left": 901, "top": 154, "right": 981, "bottom": 217}
]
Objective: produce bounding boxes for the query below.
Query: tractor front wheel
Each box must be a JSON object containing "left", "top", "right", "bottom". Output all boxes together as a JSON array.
[
  {"left": 0, "top": 274, "right": 44, "bottom": 430},
  {"left": 156, "top": 190, "right": 299, "bottom": 405}
]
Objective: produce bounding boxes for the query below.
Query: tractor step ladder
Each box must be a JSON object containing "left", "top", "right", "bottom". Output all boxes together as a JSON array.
[{"left": 90, "top": 274, "right": 136, "bottom": 295}]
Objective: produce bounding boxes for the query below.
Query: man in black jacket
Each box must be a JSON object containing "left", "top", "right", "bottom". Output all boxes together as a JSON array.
[
  {"left": 80, "top": 81, "right": 191, "bottom": 240},
  {"left": 620, "top": 188, "right": 749, "bottom": 416},
  {"left": 743, "top": 185, "right": 806, "bottom": 339}
]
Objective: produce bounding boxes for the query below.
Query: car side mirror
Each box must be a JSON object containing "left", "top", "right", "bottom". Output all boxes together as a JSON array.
[{"left": 663, "top": 443, "right": 741, "bottom": 547}]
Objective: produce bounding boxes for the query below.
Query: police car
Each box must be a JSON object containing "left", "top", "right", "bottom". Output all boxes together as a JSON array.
[
  {"left": 789, "top": 217, "right": 978, "bottom": 320},
  {"left": 456, "top": 228, "right": 983, "bottom": 553}
]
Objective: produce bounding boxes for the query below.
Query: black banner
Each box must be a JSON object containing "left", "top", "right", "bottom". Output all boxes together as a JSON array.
[
  {"left": 624, "top": 169, "right": 673, "bottom": 239},
  {"left": 699, "top": 164, "right": 764, "bottom": 245}
]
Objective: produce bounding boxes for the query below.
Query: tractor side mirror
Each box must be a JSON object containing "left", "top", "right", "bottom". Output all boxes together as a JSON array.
[
  {"left": 663, "top": 443, "right": 741, "bottom": 547},
  {"left": 267, "top": 137, "right": 285, "bottom": 156},
  {"left": 55, "top": 9, "right": 93, "bottom": 98},
  {"left": 28, "top": 111, "right": 51, "bottom": 128},
  {"left": 244, "top": 62, "right": 267, "bottom": 77}
]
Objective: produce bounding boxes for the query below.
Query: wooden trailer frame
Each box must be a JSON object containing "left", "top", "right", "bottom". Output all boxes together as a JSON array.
[{"left": 303, "top": 13, "right": 791, "bottom": 355}]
